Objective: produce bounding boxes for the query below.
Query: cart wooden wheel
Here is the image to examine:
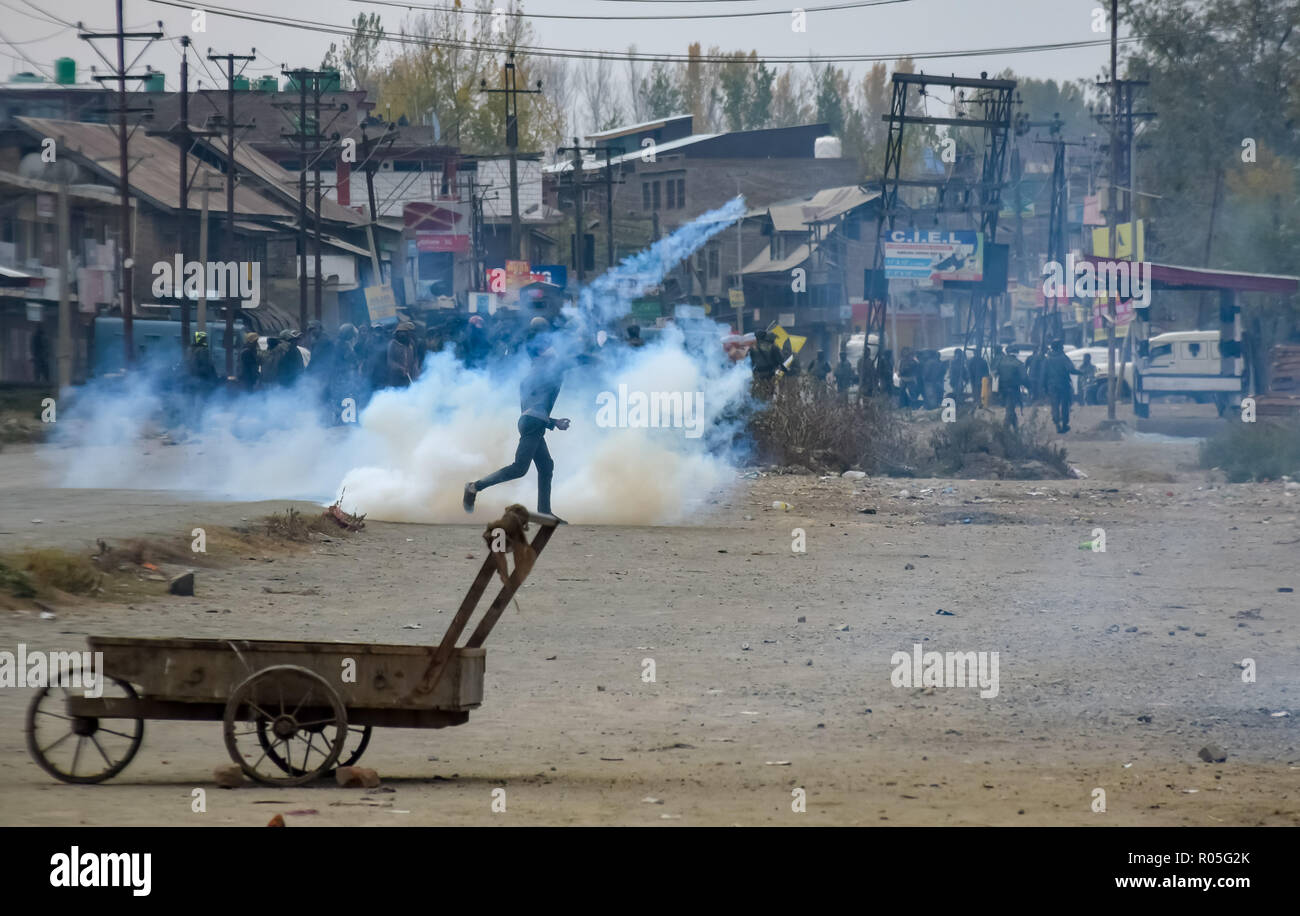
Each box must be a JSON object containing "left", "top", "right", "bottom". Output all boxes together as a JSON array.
[
  {"left": 257, "top": 722, "right": 371, "bottom": 776},
  {"left": 25, "top": 675, "right": 144, "bottom": 784},
  {"left": 223, "top": 665, "right": 347, "bottom": 786}
]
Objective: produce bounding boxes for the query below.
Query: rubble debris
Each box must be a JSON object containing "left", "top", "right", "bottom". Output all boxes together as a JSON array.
[
  {"left": 214, "top": 764, "right": 246, "bottom": 788},
  {"left": 168, "top": 571, "right": 195, "bottom": 596},
  {"left": 335, "top": 766, "right": 382, "bottom": 788},
  {"left": 1197, "top": 744, "right": 1227, "bottom": 764},
  {"left": 324, "top": 497, "right": 366, "bottom": 531}
]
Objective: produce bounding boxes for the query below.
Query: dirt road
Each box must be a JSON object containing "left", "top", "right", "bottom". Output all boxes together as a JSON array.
[{"left": 1, "top": 404, "right": 1296, "bottom": 825}]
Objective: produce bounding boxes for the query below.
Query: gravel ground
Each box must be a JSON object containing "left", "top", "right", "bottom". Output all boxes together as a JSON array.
[{"left": 0, "top": 402, "right": 1296, "bottom": 826}]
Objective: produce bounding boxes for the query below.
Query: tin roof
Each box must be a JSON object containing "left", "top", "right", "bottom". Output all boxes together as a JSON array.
[{"left": 15, "top": 116, "right": 290, "bottom": 219}]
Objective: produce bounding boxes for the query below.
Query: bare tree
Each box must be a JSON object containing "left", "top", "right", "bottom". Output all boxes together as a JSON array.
[
  {"left": 624, "top": 45, "right": 646, "bottom": 124},
  {"left": 581, "top": 54, "right": 624, "bottom": 135}
]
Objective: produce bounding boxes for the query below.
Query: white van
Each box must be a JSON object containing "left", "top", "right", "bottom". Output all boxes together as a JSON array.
[{"left": 1131, "top": 329, "right": 1243, "bottom": 417}]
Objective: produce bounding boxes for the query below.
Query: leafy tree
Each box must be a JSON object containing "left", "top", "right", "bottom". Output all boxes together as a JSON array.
[
  {"left": 747, "top": 58, "right": 774, "bottom": 130},
  {"left": 641, "top": 60, "right": 683, "bottom": 119}
]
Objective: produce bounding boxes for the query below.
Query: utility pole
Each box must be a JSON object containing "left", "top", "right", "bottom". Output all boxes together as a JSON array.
[
  {"left": 603, "top": 148, "right": 624, "bottom": 269},
  {"left": 279, "top": 69, "right": 341, "bottom": 329},
  {"left": 208, "top": 50, "right": 256, "bottom": 377},
  {"left": 193, "top": 177, "right": 225, "bottom": 331},
  {"left": 78, "top": 7, "right": 161, "bottom": 368},
  {"left": 735, "top": 177, "right": 744, "bottom": 334},
  {"left": 148, "top": 36, "right": 219, "bottom": 357},
  {"left": 56, "top": 162, "right": 71, "bottom": 388},
  {"left": 556, "top": 138, "right": 602, "bottom": 287},
  {"left": 359, "top": 124, "right": 396, "bottom": 280},
  {"left": 479, "top": 50, "right": 542, "bottom": 260},
  {"left": 1106, "top": 0, "right": 1120, "bottom": 421}
]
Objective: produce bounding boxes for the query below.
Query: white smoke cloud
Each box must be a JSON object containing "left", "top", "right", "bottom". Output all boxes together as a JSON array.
[{"left": 47, "top": 198, "right": 756, "bottom": 525}]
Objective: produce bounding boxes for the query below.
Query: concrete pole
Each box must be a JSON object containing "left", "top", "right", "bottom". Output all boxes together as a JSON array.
[
  {"left": 56, "top": 179, "right": 72, "bottom": 388},
  {"left": 198, "top": 183, "right": 210, "bottom": 331}
]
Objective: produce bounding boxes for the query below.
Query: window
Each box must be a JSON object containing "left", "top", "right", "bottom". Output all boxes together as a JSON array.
[
  {"left": 708, "top": 246, "right": 719, "bottom": 278},
  {"left": 1185, "top": 342, "right": 1202, "bottom": 358},
  {"left": 1149, "top": 343, "right": 1173, "bottom": 362},
  {"left": 642, "top": 182, "right": 651, "bottom": 211},
  {"left": 666, "top": 180, "right": 676, "bottom": 209},
  {"left": 652, "top": 181, "right": 661, "bottom": 210},
  {"left": 675, "top": 178, "right": 685, "bottom": 209}
]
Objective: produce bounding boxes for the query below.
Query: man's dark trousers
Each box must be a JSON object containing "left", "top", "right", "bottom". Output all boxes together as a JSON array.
[{"left": 474, "top": 416, "right": 554, "bottom": 514}]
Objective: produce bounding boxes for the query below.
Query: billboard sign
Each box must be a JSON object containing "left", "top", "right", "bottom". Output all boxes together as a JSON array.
[{"left": 883, "top": 229, "right": 983, "bottom": 282}]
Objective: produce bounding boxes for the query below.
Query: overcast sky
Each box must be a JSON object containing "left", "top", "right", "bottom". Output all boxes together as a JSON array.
[{"left": 3, "top": 0, "right": 1121, "bottom": 96}]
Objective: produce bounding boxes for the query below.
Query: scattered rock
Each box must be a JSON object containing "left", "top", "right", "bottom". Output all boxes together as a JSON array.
[
  {"left": 266, "top": 814, "right": 286, "bottom": 827},
  {"left": 213, "top": 764, "right": 246, "bottom": 788},
  {"left": 1197, "top": 744, "right": 1227, "bottom": 764},
  {"left": 335, "top": 766, "right": 381, "bottom": 788},
  {"left": 936, "top": 609, "right": 955, "bottom": 616},
  {"left": 904, "top": 563, "right": 915, "bottom": 571},
  {"left": 842, "top": 470, "right": 866, "bottom": 479},
  {"left": 796, "top": 616, "right": 806, "bottom": 623},
  {"left": 168, "top": 571, "right": 195, "bottom": 596}
]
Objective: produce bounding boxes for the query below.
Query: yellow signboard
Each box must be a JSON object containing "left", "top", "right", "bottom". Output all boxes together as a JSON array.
[
  {"left": 728, "top": 289, "right": 745, "bottom": 309},
  {"left": 1091, "top": 219, "right": 1145, "bottom": 260}
]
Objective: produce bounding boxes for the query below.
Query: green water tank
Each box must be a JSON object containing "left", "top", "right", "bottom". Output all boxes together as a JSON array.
[
  {"left": 144, "top": 72, "right": 165, "bottom": 92},
  {"left": 321, "top": 69, "right": 341, "bottom": 92},
  {"left": 54, "top": 57, "right": 76, "bottom": 85},
  {"left": 11, "top": 72, "right": 45, "bottom": 84},
  {"left": 233, "top": 75, "right": 251, "bottom": 91},
  {"left": 256, "top": 75, "right": 278, "bottom": 92}
]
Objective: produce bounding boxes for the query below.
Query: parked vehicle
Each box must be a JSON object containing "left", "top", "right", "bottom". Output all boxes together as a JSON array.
[{"left": 1129, "top": 329, "right": 1243, "bottom": 417}]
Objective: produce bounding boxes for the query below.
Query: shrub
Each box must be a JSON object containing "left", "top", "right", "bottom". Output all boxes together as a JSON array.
[
  {"left": 748, "top": 378, "right": 919, "bottom": 473},
  {"left": 927, "top": 413, "right": 1070, "bottom": 477},
  {"left": 1199, "top": 419, "right": 1300, "bottom": 482}
]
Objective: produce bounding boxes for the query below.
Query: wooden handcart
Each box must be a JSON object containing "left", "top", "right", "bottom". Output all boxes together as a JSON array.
[{"left": 25, "top": 512, "right": 561, "bottom": 785}]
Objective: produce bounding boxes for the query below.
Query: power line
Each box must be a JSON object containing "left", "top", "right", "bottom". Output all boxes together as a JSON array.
[
  {"left": 0, "top": 27, "right": 52, "bottom": 75},
  {"left": 145, "top": 0, "right": 1143, "bottom": 65},
  {"left": 0, "top": 20, "right": 63, "bottom": 43},
  {"left": 342, "top": 0, "right": 912, "bottom": 22}
]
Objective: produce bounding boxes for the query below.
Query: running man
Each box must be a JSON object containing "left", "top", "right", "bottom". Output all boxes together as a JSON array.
[{"left": 464, "top": 317, "right": 570, "bottom": 521}]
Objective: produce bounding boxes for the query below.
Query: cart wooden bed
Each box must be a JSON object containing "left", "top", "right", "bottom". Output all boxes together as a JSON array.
[{"left": 25, "top": 512, "right": 561, "bottom": 786}]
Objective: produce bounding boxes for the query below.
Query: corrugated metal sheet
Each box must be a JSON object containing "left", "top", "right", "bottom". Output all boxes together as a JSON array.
[
  {"left": 208, "top": 136, "right": 365, "bottom": 226},
  {"left": 766, "top": 185, "right": 878, "bottom": 233},
  {"left": 17, "top": 116, "right": 290, "bottom": 218}
]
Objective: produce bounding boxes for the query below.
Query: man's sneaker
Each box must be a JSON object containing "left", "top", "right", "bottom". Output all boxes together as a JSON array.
[{"left": 463, "top": 482, "right": 477, "bottom": 513}]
